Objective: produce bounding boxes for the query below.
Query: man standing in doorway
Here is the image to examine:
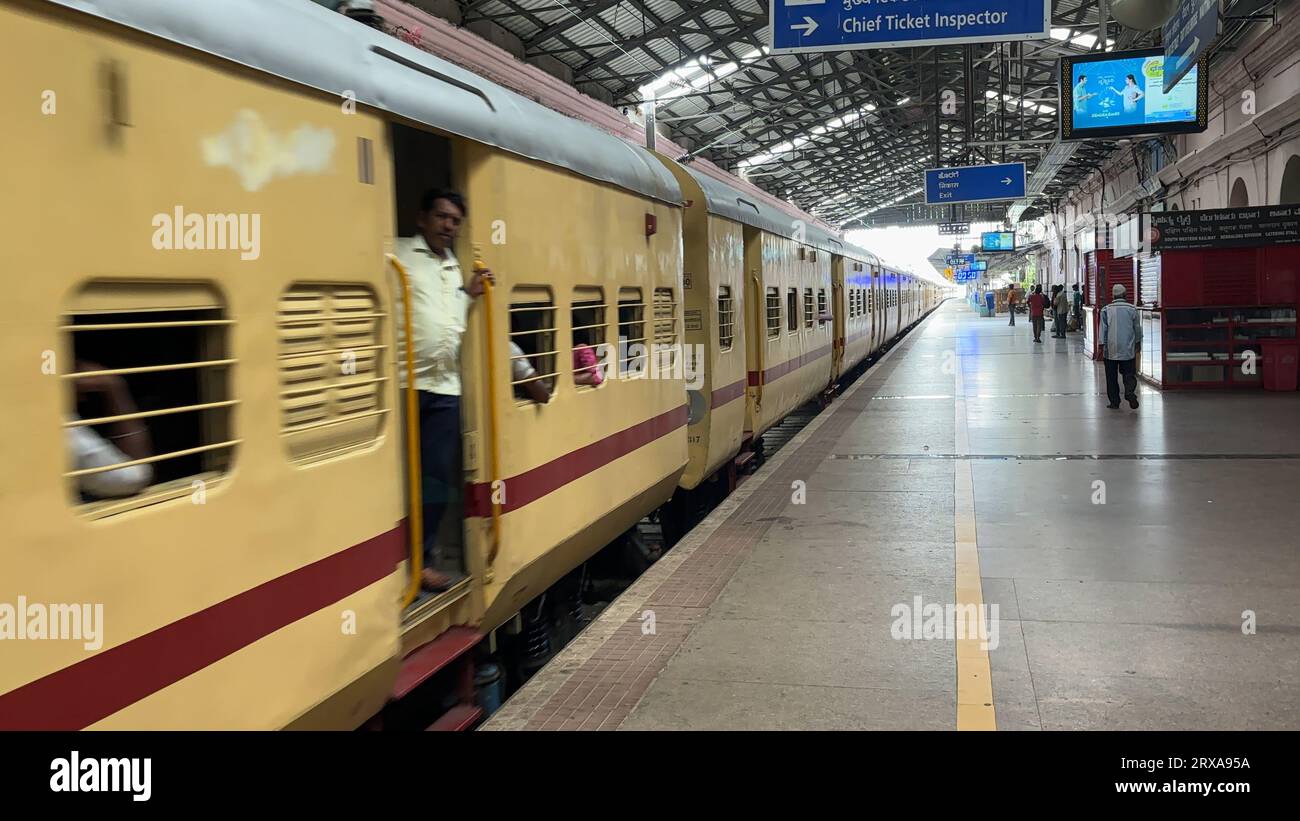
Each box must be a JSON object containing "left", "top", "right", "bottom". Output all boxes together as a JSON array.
[
  {"left": 1100, "top": 283, "right": 1142, "bottom": 410},
  {"left": 1072, "top": 283, "right": 1083, "bottom": 330},
  {"left": 396, "top": 189, "right": 491, "bottom": 591}
]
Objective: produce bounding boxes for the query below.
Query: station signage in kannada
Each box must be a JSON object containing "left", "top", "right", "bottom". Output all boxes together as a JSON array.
[
  {"left": 1163, "top": 0, "right": 1220, "bottom": 93},
  {"left": 769, "top": 0, "right": 1051, "bottom": 55},
  {"left": 1149, "top": 206, "right": 1300, "bottom": 251},
  {"left": 925, "top": 163, "right": 1027, "bottom": 205}
]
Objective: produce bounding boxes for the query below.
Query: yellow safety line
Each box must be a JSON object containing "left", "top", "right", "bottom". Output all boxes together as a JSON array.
[{"left": 953, "top": 330, "right": 996, "bottom": 731}]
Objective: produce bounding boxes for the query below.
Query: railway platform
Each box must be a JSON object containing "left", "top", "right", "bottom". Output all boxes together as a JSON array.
[{"left": 483, "top": 299, "right": 1300, "bottom": 731}]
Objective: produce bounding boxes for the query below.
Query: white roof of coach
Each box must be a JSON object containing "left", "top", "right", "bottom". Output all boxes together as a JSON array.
[
  {"left": 683, "top": 165, "right": 875, "bottom": 260},
  {"left": 49, "top": 0, "right": 681, "bottom": 205}
]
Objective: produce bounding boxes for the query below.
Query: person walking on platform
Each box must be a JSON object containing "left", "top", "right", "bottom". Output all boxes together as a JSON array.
[
  {"left": 1071, "top": 283, "right": 1083, "bottom": 330},
  {"left": 1027, "top": 285, "right": 1046, "bottom": 342},
  {"left": 1100, "top": 283, "right": 1142, "bottom": 410},
  {"left": 1052, "top": 284, "right": 1070, "bottom": 338},
  {"left": 1007, "top": 284, "right": 1019, "bottom": 326}
]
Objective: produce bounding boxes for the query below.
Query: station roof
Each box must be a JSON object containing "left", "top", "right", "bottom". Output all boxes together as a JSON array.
[{"left": 462, "top": 0, "right": 1269, "bottom": 227}]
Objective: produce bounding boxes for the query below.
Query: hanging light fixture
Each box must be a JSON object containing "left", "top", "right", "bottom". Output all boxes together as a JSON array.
[{"left": 1109, "top": 0, "right": 1180, "bottom": 31}]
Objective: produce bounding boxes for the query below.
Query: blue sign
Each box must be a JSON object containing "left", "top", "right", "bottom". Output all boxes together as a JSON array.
[
  {"left": 925, "top": 163, "right": 1026, "bottom": 205},
  {"left": 1163, "top": 0, "right": 1219, "bottom": 93},
  {"left": 1070, "top": 53, "right": 1199, "bottom": 134},
  {"left": 768, "top": 0, "right": 1051, "bottom": 54},
  {"left": 947, "top": 253, "right": 976, "bottom": 266}
]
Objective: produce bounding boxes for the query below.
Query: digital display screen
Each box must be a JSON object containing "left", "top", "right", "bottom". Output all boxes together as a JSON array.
[
  {"left": 982, "top": 232, "right": 1015, "bottom": 252},
  {"left": 1061, "top": 49, "right": 1208, "bottom": 140},
  {"left": 972, "top": 260, "right": 988, "bottom": 272}
]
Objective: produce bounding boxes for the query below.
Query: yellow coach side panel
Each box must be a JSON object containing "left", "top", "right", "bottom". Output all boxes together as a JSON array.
[
  {"left": 0, "top": 2, "right": 403, "bottom": 729},
  {"left": 455, "top": 144, "right": 686, "bottom": 632}
]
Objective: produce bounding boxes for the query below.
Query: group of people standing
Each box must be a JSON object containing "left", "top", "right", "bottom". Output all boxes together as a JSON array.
[{"left": 1024, "top": 284, "right": 1079, "bottom": 343}]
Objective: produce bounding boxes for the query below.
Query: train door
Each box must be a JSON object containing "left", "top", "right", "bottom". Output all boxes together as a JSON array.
[
  {"left": 742, "top": 225, "right": 765, "bottom": 436},
  {"left": 386, "top": 122, "right": 476, "bottom": 624},
  {"left": 871, "top": 267, "right": 882, "bottom": 351},
  {"left": 831, "top": 257, "right": 846, "bottom": 378}
]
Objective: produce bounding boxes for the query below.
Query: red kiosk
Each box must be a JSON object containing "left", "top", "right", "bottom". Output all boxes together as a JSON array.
[{"left": 1085, "top": 206, "right": 1300, "bottom": 391}]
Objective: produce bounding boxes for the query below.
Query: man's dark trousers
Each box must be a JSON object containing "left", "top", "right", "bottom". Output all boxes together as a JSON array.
[
  {"left": 418, "top": 391, "right": 461, "bottom": 565},
  {"left": 1104, "top": 358, "right": 1138, "bottom": 406}
]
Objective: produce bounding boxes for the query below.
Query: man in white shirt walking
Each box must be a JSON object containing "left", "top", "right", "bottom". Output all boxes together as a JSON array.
[{"left": 395, "top": 189, "right": 490, "bottom": 592}]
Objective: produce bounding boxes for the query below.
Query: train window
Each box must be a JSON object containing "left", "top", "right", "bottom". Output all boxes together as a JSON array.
[
  {"left": 765, "top": 288, "right": 780, "bottom": 339},
  {"left": 653, "top": 287, "right": 678, "bottom": 372},
  {"left": 817, "top": 289, "right": 827, "bottom": 320},
  {"left": 278, "top": 283, "right": 387, "bottom": 463},
  {"left": 572, "top": 287, "right": 608, "bottom": 388},
  {"left": 868, "top": 289, "right": 874, "bottom": 313},
  {"left": 786, "top": 288, "right": 797, "bottom": 333},
  {"left": 851, "top": 289, "right": 860, "bottom": 318},
  {"left": 64, "top": 281, "right": 235, "bottom": 516},
  {"left": 803, "top": 288, "right": 813, "bottom": 328},
  {"left": 717, "top": 286, "right": 734, "bottom": 351},
  {"left": 510, "top": 286, "right": 558, "bottom": 397},
  {"left": 617, "top": 287, "right": 646, "bottom": 374}
]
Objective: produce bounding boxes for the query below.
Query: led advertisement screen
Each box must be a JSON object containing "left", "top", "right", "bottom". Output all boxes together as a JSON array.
[
  {"left": 982, "top": 231, "right": 1015, "bottom": 252},
  {"left": 1060, "top": 48, "right": 1208, "bottom": 140}
]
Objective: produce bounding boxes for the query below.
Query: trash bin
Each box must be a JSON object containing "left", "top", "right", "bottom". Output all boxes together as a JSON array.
[{"left": 1261, "top": 339, "right": 1300, "bottom": 391}]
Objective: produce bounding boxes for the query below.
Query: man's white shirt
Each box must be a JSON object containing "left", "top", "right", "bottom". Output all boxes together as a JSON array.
[{"left": 394, "top": 235, "right": 471, "bottom": 396}]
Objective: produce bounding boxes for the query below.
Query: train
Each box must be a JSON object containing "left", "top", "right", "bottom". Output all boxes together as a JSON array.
[{"left": 0, "top": 0, "right": 947, "bottom": 729}]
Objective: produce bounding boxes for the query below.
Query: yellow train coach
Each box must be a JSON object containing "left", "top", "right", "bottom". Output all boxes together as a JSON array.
[{"left": 0, "top": 0, "right": 944, "bottom": 730}]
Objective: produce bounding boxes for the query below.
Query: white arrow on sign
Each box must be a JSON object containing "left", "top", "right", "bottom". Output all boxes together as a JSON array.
[
  {"left": 791, "top": 16, "right": 819, "bottom": 37},
  {"left": 1002, "top": 177, "right": 1013, "bottom": 185},
  {"left": 1180, "top": 37, "right": 1200, "bottom": 65}
]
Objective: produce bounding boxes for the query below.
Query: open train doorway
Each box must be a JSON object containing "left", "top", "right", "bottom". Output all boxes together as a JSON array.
[{"left": 387, "top": 122, "right": 468, "bottom": 611}]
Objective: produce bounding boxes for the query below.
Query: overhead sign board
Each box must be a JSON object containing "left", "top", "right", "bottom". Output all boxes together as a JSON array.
[
  {"left": 925, "top": 163, "right": 1027, "bottom": 205},
  {"left": 938, "top": 222, "right": 971, "bottom": 236},
  {"left": 1163, "top": 0, "right": 1220, "bottom": 93},
  {"left": 769, "top": 0, "right": 1051, "bottom": 55}
]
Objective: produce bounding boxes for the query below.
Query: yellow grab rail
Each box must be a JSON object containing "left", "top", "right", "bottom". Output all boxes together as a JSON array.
[
  {"left": 475, "top": 248, "right": 504, "bottom": 576},
  {"left": 385, "top": 254, "right": 424, "bottom": 609}
]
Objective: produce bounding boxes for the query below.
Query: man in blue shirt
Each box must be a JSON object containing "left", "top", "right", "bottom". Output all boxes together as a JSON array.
[{"left": 1099, "top": 284, "right": 1143, "bottom": 410}]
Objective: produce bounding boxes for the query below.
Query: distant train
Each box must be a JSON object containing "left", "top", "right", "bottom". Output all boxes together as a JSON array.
[{"left": 0, "top": 0, "right": 945, "bottom": 729}]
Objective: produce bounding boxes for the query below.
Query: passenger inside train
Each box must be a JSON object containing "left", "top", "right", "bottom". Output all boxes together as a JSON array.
[
  {"left": 510, "top": 341, "right": 551, "bottom": 404},
  {"left": 67, "top": 360, "right": 154, "bottom": 500}
]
